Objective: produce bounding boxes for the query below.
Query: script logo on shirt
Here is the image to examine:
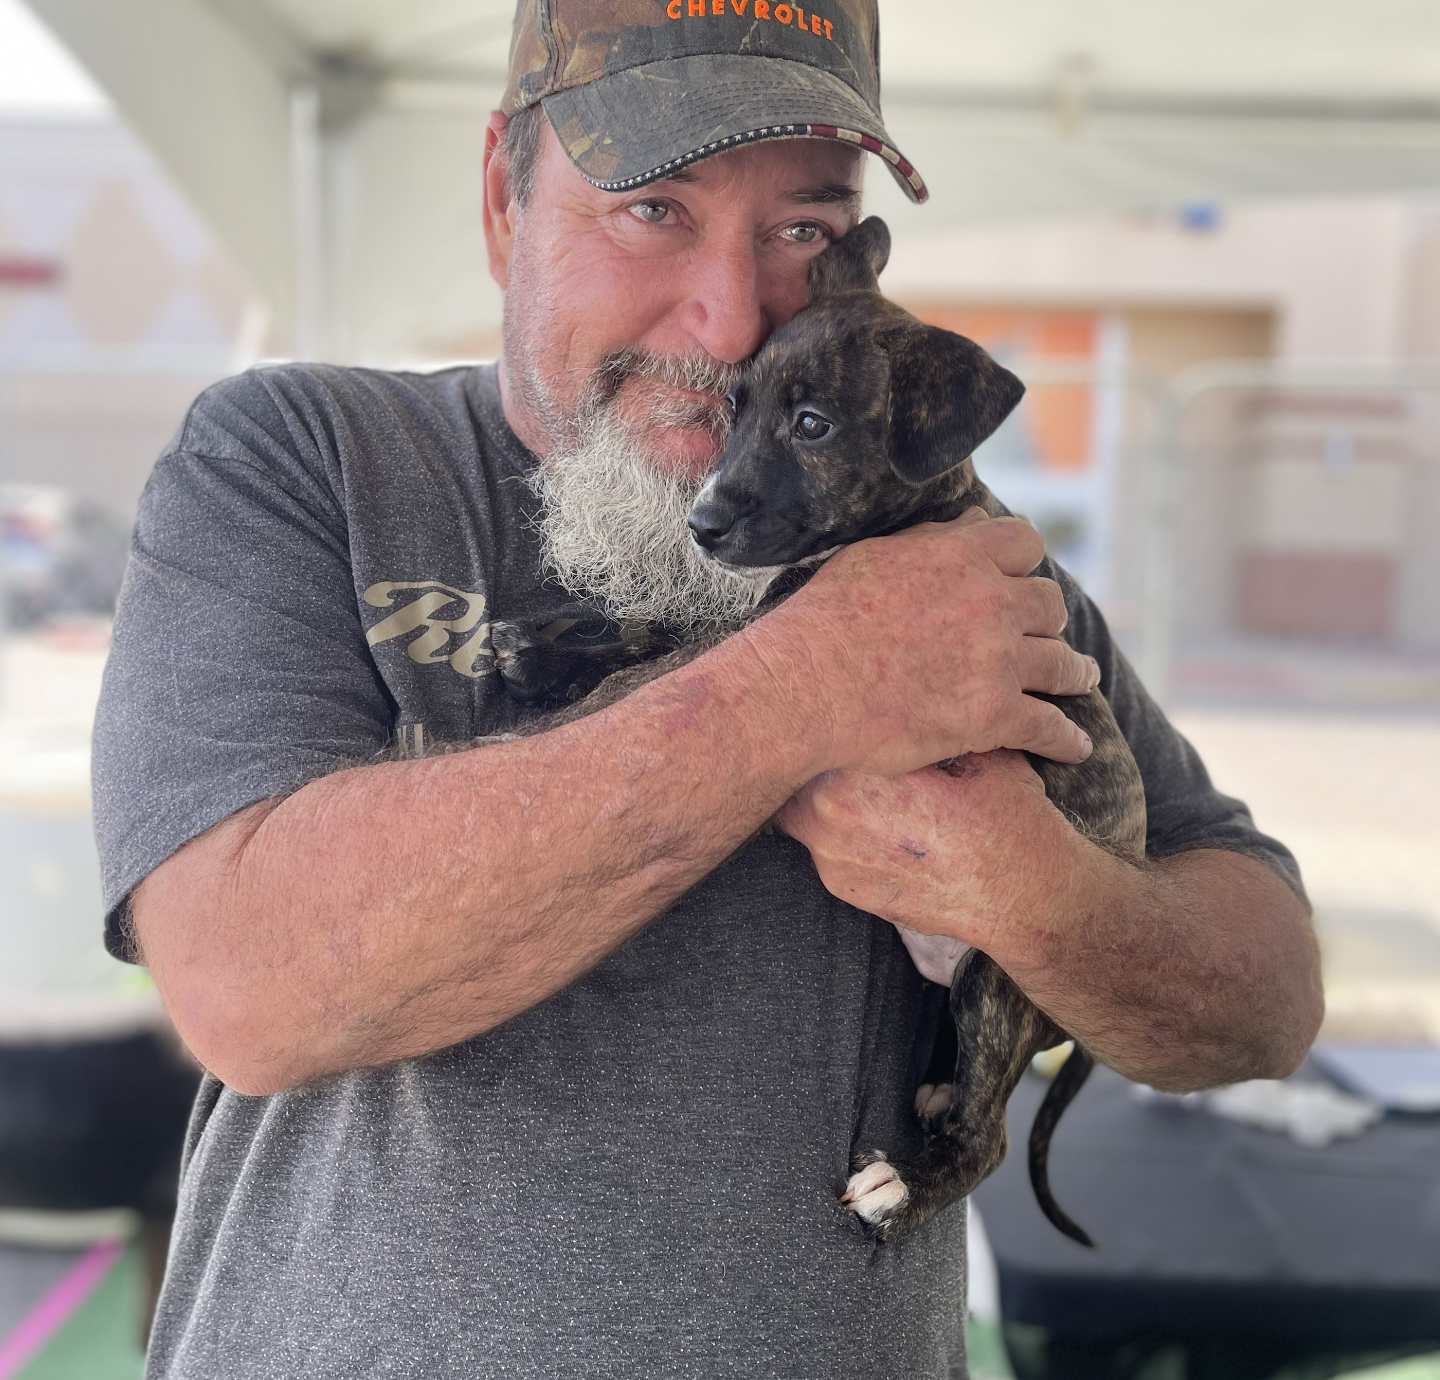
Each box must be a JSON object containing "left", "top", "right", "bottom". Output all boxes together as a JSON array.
[{"left": 363, "top": 581, "right": 492, "bottom": 679}]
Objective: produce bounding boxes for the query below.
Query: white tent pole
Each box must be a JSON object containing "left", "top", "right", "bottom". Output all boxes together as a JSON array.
[{"left": 290, "top": 81, "right": 326, "bottom": 362}]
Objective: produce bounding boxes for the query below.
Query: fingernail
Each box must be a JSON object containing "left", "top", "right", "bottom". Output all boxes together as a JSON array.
[
  {"left": 1079, "top": 734, "right": 1094, "bottom": 760},
  {"left": 1086, "top": 657, "right": 1101, "bottom": 690}
]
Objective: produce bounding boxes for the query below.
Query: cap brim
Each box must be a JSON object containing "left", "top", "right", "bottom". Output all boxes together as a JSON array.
[{"left": 539, "top": 54, "right": 927, "bottom": 204}]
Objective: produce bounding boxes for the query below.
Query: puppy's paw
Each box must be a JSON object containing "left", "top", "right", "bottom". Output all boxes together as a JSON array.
[
  {"left": 841, "top": 1153, "right": 909, "bottom": 1227},
  {"left": 914, "top": 1082, "right": 954, "bottom": 1130},
  {"left": 488, "top": 620, "right": 541, "bottom": 664},
  {"left": 489, "top": 622, "right": 572, "bottom": 702}
]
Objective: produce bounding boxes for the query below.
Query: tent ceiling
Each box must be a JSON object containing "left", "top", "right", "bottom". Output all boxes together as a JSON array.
[
  {"left": 232, "top": 0, "right": 1440, "bottom": 105},
  {"left": 887, "top": 1, "right": 1440, "bottom": 99},
  {"left": 21, "top": 0, "right": 1440, "bottom": 360},
  {"left": 202, "top": 0, "right": 513, "bottom": 93}
]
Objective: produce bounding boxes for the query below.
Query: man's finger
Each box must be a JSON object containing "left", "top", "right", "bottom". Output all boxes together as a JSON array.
[
  {"left": 1009, "top": 695, "right": 1094, "bottom": 763},
  {"left": 1011, "top": 574, "right": 1070, "bottom": 637},
  {"left": 772, "top": 788, "right": 822, "bottom": 845},
  {"left": 1017, "top": 635, "right": 1101, "bottom": 697},
  {"left": 967, "top": 515, "right": 1047, "bottom": 576}
]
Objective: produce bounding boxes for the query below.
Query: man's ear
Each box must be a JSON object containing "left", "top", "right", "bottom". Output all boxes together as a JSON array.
[
  {"left": 882, "top": 324, "right": 1026, "bottom": 485},
  {"left": 483, "top": 110, "right": 518, "bottom": 290},
  {"left": 807, "top": 216, "right": 891, "bottom": 300}
]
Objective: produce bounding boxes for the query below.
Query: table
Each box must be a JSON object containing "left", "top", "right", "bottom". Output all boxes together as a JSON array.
[{"left": 973, "top": 1063, "right": 1440, "bottom": 1380}]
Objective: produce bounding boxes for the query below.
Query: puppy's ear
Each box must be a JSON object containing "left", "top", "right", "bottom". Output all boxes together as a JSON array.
[
  {"left": 882, "top": 324, "right": 1025, "bottom": 485},
  {"left": 807, "top": 216, "right": 891, "bottom": 301}
]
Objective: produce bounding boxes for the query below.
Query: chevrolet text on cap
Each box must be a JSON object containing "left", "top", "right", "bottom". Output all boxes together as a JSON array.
[{"left": 502, "top": 0, "right": 928, "bottom": 204}]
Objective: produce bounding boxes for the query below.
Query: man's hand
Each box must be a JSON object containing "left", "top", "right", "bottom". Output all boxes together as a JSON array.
[
  {"left": 775, "top": 756, "right": 1323, "bottom": 1090},
  {"left": 756, "top": 510, "right": 1101, "bottom": 779},
  {"left": 775, "top": 752, "right": 1072, "bottom": 963}
]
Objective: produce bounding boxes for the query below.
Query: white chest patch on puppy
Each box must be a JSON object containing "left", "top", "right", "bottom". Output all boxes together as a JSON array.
[{"left": 895, "top": 927, "right": 972, "bottom": 987}]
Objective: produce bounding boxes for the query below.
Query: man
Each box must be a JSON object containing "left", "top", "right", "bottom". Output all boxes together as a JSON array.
[{"left": 93, "top": 1, "right": 1322, "bottom": 1375}]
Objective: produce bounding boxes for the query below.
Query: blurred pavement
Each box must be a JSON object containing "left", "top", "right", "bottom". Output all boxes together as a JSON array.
[{"left": 1172, "top": 704, "right": 1440, "bottom": 1042}]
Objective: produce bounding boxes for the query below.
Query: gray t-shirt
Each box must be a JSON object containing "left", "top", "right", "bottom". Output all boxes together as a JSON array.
[{"left": 93, "top": 362, "right": 1301, "bottom": 1380}]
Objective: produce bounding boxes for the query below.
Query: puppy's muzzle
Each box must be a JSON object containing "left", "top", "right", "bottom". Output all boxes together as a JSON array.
[{"left": 687, "top": 493, "right": 754, "bottom": 553}]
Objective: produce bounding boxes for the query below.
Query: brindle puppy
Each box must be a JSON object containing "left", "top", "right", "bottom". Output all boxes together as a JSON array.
[{"left": 486, "top": 216, "right": 1146, "bottom": 1246}]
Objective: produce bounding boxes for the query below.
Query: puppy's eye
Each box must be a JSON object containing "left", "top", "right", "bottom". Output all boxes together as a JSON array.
[{"left": 795, "top": 412, "right": 831, "bottom": 441}]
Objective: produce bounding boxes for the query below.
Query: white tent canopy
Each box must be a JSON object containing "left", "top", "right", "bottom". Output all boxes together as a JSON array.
[{"left": 22, "top": 0, "right": 1440, "bottom": 360}]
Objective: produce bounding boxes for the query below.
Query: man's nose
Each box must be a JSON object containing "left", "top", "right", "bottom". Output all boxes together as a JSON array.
[{"left": 676, "top": 232, "right": 770, "bottom": 365}]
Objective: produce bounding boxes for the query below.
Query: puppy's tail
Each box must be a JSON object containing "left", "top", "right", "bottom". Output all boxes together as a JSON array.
[{"left": 1027, "top": 1043, "right": 1096, "bottom": 1247}]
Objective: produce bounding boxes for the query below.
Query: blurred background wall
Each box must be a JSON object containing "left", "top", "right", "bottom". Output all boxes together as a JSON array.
[{"left": 0, "top": 119, "right": 255, "bottom": 526}]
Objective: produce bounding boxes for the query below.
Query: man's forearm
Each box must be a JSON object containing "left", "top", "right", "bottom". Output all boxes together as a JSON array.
[
  {"left": 1005, "top": 845, "right": 1323, "bottom": 1091},
  {"left": 134, "top": 624, "right": 827, "bottom": 1095}
]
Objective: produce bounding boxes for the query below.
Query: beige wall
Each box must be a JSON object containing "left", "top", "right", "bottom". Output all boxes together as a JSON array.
[
  {"left": 1407, "top": 209, "right": 1440, "bottom": 360},
  {"left": 0, "top": 118, "right": 257, "bottom": 522},
  {"left": 0, "top": 119, "right": 256, "bottom": 356},
  {"left": 885, "top": 196, "right": 1432, "bottom": 365},
  {"left": 1124, "top": 307, "right": 1273, "bottom": 381}
]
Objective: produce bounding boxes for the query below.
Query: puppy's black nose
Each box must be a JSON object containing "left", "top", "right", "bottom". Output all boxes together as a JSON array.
[{"left": 687, "top": 500, "right": 737, "bottom": 552}]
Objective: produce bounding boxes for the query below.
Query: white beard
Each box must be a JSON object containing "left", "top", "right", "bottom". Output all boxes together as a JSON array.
[{"left": 524, "top": 357, "right": 770, "bottom": 631}]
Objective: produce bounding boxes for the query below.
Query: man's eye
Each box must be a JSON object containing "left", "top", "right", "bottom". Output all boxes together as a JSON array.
[
  {"left": 783, "top": 223, "right": 823, "bottom": 243},
  {"left": 630, "top": 201, "right": 670, "bottom": 224},
  {"left": 795, "top": 412, "right": 831, "bottom": 441}
]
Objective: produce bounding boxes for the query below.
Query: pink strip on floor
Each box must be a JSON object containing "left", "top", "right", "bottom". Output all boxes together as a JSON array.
[{"left": 0, "top": 1238, "right": 125, "bottom": 1380}]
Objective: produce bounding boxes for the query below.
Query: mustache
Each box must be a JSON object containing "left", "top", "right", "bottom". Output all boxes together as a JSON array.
[
  {"left": 579, "top": 349, "right": 745, "bottom": 431},
  {"left": 526, "top": 390, "right": 770, "bottom": 632}
]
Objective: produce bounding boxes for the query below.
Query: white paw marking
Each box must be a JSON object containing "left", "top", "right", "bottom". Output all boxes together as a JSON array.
[
  {"left": 914, "top": 1082, "right": 954, "bottom": 1122},
  {"left": 841, "top": 1157, "right": 909, "bottom": 1224}
]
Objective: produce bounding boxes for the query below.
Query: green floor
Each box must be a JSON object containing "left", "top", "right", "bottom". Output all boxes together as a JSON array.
[
  {"left": 1349, "top": 1360, "right": 1440, "bottom": 1380},
  {"left": 13, "top": 1242, "right": 144, "bottom": 1380},
  {"left": 968, "top": 1314, "right": 1015, "bottom": 1379}
]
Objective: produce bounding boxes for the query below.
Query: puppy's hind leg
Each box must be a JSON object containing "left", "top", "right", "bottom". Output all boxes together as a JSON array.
[
  {"left": 914, "top": 999, "right": 958, "bottom": 1134},
  {"left": 842, "top": 951, "right": 1063, "bottom": 1241}
]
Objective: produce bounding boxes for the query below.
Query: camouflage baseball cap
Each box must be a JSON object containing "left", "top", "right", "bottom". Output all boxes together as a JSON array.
[{"left": 502, "top": 0, "right": 927, "bottom": 203}]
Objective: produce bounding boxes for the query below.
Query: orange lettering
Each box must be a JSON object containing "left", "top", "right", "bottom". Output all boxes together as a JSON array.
[
  {"left": 668, "top": 0, "right": 682, "bottom": 14},
  {"left": 713, "top": 0, "right": 724, "bottom": 11},
  {"left": 774, "top": 3, "right": 792, "bottom": 20},
  {"left": 811, "top": 11, "right": 821, "bottom": 32},
  {"left": 688, "top": 0, "right": 704, "bottom": 14},
  {"left": 754, "top": 0, "right": 769, "bottom": 15},
  {"left": 795, "top": 6, "right": 805, "bottom": 26},
  {"left": 730, "top": 0, "right": 750, "bottom": 11},
  {"left": 823, "top": 17, "right": 832, "bottom": 37}
]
